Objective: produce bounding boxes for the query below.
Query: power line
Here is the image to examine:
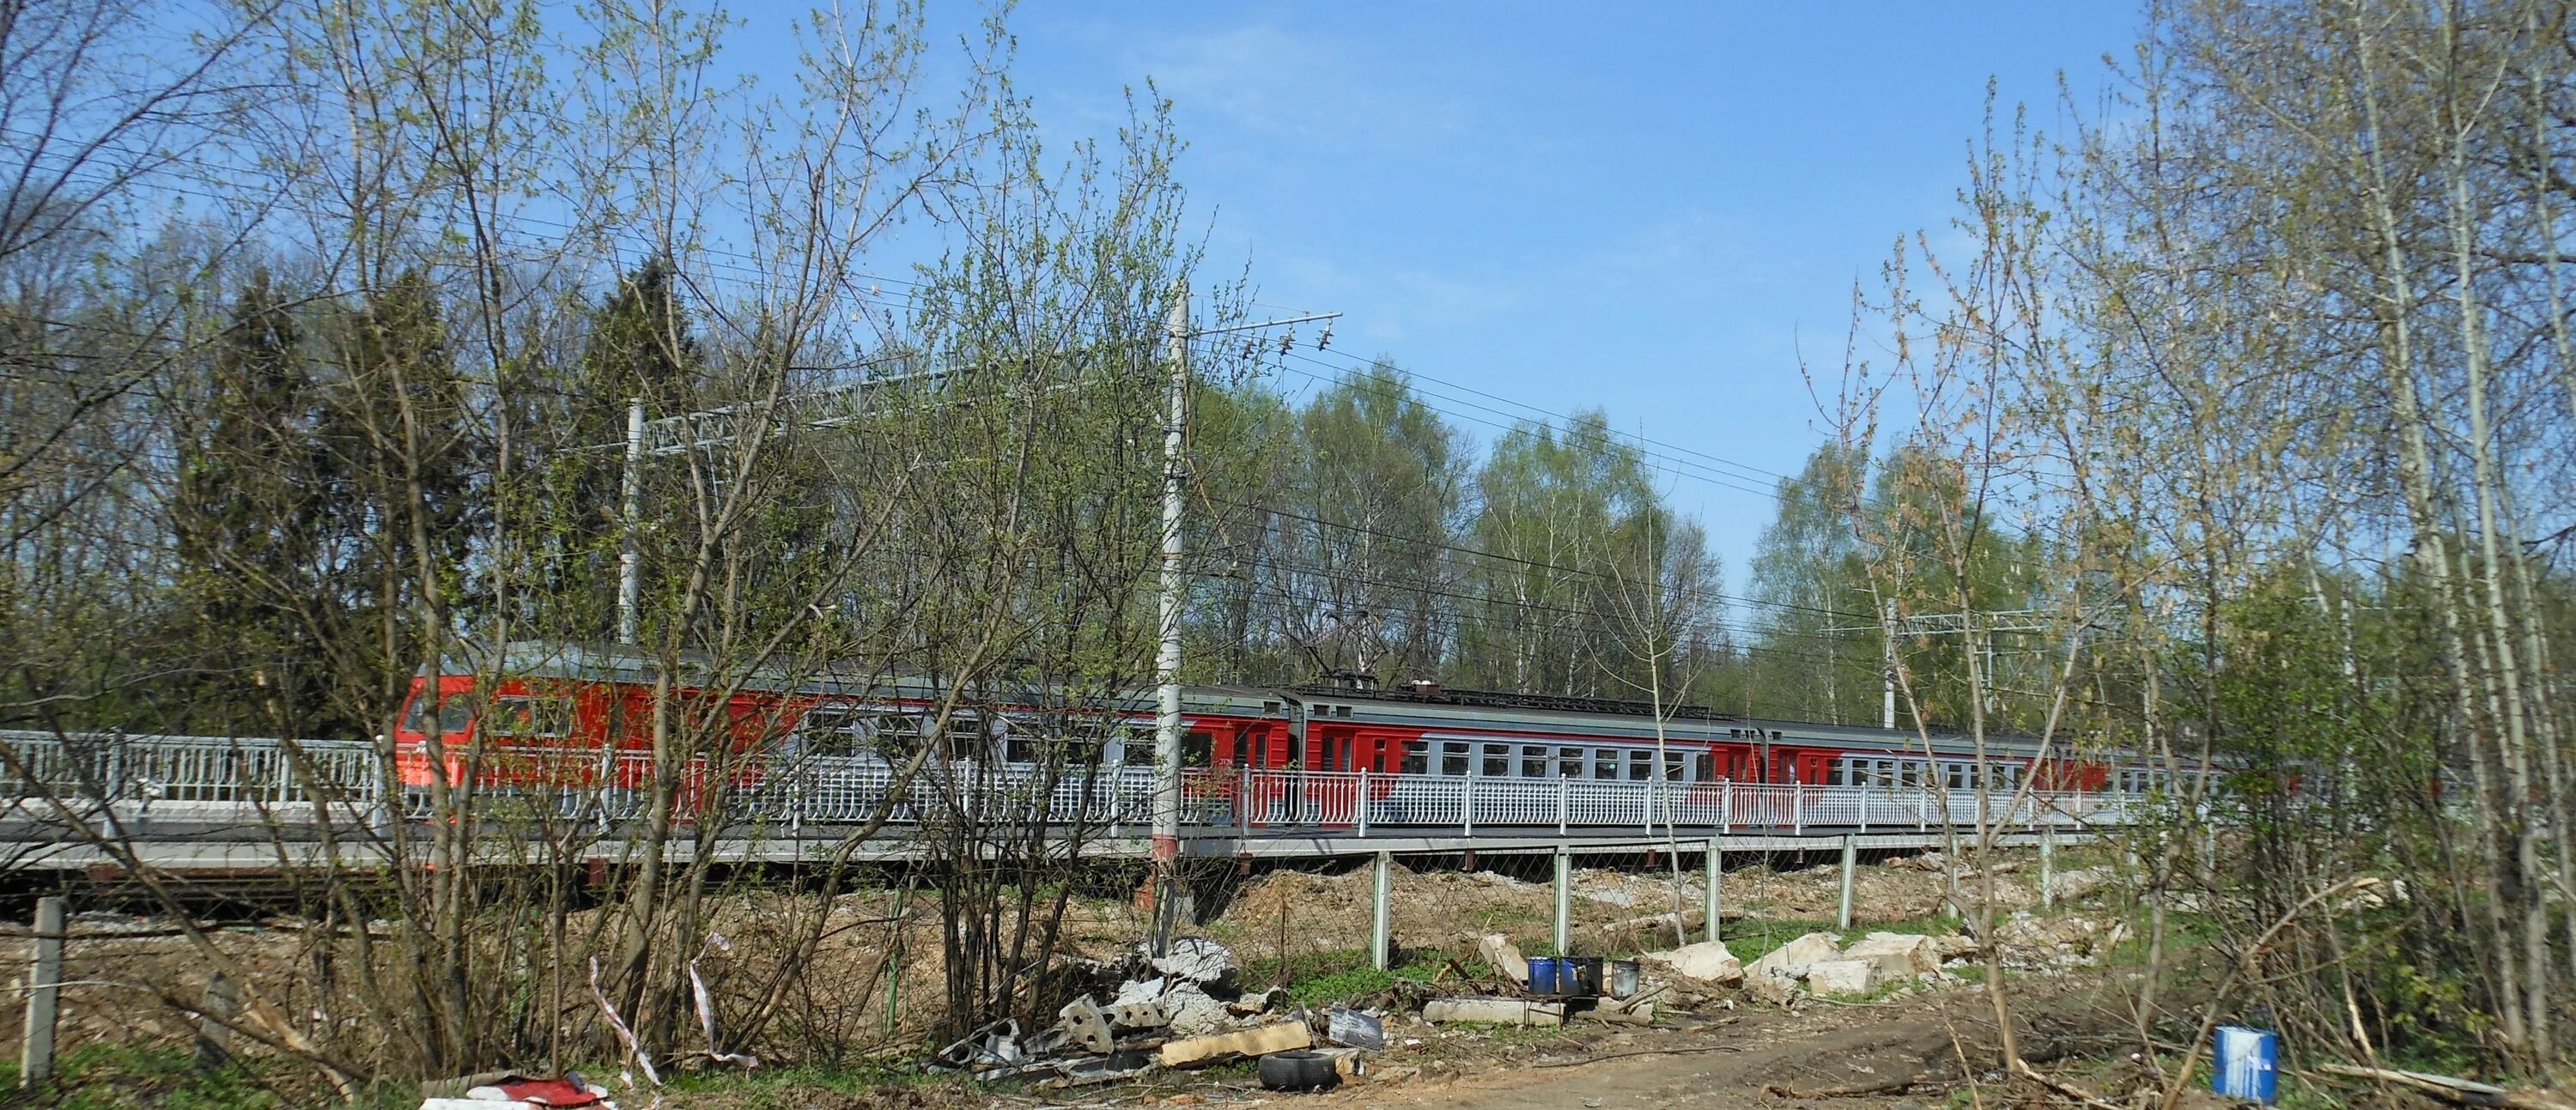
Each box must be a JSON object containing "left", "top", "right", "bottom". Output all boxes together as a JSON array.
[{"left": 1202, "top": 494, "right": 1874, "bottom": 622}]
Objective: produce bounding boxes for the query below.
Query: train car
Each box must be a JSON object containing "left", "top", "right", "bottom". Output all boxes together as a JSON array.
[
  {"left": 390, "top": 643, "right": 1288, "bottom": 796},
  {"left": 390, "top": 642, "right": 2175, "bottom": 822}
]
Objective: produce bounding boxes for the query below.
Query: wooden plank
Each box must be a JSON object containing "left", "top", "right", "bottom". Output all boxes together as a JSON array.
[{"left": 1156, "top": 1022, "right": 1310, "bottom": 1068}]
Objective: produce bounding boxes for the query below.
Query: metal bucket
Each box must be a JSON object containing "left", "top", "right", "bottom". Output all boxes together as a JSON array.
[
  {"left": 2213, "top": 1026, "right": 2278, "bottom": 1105},
  {"left": 1526, "top": 956, "right": 1565, "bottom": 996},
  {"left": 1605, "top": 959, "right": 1641, "bottom": 998},
  {"left": 1565, "top": 956, "right": 1604, "bottom": 998}
]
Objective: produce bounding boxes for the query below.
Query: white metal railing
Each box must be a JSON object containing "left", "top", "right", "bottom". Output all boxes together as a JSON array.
[
  {"left": 0, "top": 730, "right": 382, "bottom": 810},
  {"left": 0, "top": 731, "right": 2143, "bottom": 837}
]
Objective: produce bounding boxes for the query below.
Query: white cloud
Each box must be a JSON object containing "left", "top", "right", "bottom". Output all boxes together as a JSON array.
[{"left": 1126, "top": 22, "right": 1476, "bottom": 149}]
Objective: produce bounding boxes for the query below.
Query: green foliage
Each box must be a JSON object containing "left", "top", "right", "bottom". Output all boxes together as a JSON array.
[
  {"left": 1256, "top": 949, "right": 1467, "bottom": 1007},
  {"left": 0, "top": 1044, "right": 292, "bottom": 1110}
]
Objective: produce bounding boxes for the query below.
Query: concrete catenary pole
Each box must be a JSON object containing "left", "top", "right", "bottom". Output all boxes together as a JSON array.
[
  {"left": 1150, "top": 280, "right": 1191, "bottom": 951},
  {"left": 617, "top": 396, "right": 645, "bottom": 643}
]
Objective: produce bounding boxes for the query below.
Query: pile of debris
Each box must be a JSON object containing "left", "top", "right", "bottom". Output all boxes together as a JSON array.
[
  {"left": 1648, "top": 931, "right": 1972, "bottom": 1007},
  {"left": 1407, "top": 935, "right": 1662, "bottom": 1028},
  {"left": 1996, "top": 911, "right": 2128, "bottom": 969},
  {"left": 929, "top": 937, "right": 1382, "bottom": 1091}
]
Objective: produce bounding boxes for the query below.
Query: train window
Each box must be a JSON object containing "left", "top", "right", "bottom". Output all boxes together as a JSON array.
[
  {"left": 1183, "top": 731, "right": 1213, "bottom": 768},
  {"left": 1400, "top": 740, "right": 1429, "bottom": 776},
  {"left": 1481, "top": 744, "right": 1511, "bottom": 778},
  {"left": 1662, "top": 751, "right": 1687, "bottom": 781},
  {"left": 402, "top": 692, "right": 475, "bottom": 737},
  {"left": 1521, "top": 745, "right": 1550, "bottom": 778},
  {"left": 1594, "top": 749, "right": 1620, "bottom": 779},
  {"left": 1557, "top": 747, "right": 1585, "bottom": 778},
  {"left": 1626, "top": 750, "right": 1653, "bottom": 780},
  {"left": 488, "top": 695, "right": 571, "bottom": 739},
  {"left": 1441, "top": 741, "right": 1471, "bottom": 777},
  {"left": 1692, "top": 752, "right": 1712, "bottom": 781}
]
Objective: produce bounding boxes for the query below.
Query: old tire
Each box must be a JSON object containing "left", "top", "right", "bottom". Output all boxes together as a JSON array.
[{"left": 1257, "top": 1050, "right": 1340, "bottom": 1092}]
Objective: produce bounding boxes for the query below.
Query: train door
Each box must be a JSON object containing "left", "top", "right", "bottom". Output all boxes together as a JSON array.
[
  {"left": 1315, "top": 724, "right": 1356, "bottom": 771},
  {"left": 1311, "top": 723, "right": 1361, "bottom": 824}
]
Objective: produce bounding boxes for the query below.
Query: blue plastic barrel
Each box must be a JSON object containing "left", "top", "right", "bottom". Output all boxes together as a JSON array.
[
  {"left": 1565, "top": 955, "right": 1605, "bottom": 998},
  {"left": 2214, "top": 1026, "right": 2278, "bottom": 1105},
  {"left": 1527, "top": 956, "right": 1564, "bottom": 995}
]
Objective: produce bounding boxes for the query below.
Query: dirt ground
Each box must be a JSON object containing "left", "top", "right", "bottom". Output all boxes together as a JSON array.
[{"left": 0, "top": 846, "right": 2155, "bottom": 1108}]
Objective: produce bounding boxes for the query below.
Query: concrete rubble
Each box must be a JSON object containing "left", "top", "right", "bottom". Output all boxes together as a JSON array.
[
  {"left": 1745, "top": 931, "right": 1843, "bottom": 982},
  {"left": 931, "top": 935, "right": 1340, "bottom": 1086},
  {"left": 1642, "top": 938, "right": 1742, "bottom": 986},
  {"left": 1423, "top": 998, "right": 1564, "bottom": 1026},
  {"left": 1803, "top": 958, "right": 1879, "bottom": 997},
  {"left": 1843, "top": 931, "right": 1940, "bottom": 978},
  {"left": 1478, "top": 933, "right": 1531, "bottom": 986},
  {"left": 2044, "top": 864, "right": 2116, "bottom": 905}
]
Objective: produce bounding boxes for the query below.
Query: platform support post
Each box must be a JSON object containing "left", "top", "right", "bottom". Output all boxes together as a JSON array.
[
  {"left": 21, "top": 895, "right": 63, "bottom": 1089},
  {"left": 1837, "top": 834, "right": 1858, "bottom": 931},
  {"left": 1357, "top": 768, "right": 1371, "bottom": 837},
  {"left": 1704, "top": 835, "right": 1722, "bottom": 943},
  {"left": 2039, "top": 822, "right": 2057, "bottom": 909},
  {"left": 1552, "top": 844, "right": 1572, "bottom": 955},
  {"left": 1371, "top": 851, "right": 1394, "bottom": 970}
]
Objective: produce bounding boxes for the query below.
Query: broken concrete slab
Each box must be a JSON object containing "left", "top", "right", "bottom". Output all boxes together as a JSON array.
[
  {"left": 1804, "top": 959, "right": 1880, "bottom": 997},
  {"left": 1745, "top": 931, "right": 1842, "bottom": 981},
  {"left": 1157, "top": 981, "right": 1230, "bottom": 1038},
  {"left": 1643, "top": 938, "right": 1742, "bottom": 986},
  {"left": 1478, "top": 933, "right": 1529, "bottom": 986},
  {"left": 1422, "top": 998, "right": 1565, "bottom": 1027},
  {"left": 1148, "top": 937, "right": 1235, "bottom": 983},
  {"left": 1055, "top": 998, "right": 1115, "bottom": 1054},
  {"left": 1575, "top": 1001, "right": 1655, "bottom": 1026},
  {"left": 1844, "top": 932, "right": 1940, "bottom": 978},
  {"left": 1044, "top": 1050, "right": 1158, "bottom": 1089},
  {"left": 1741, "top": 973, "right": 1800, "bottom": 1008},
  {"left": 1157, "top": 1021, "right": 1311, "bottom": 1068},
  {"left": 1228, "top": 986, "right": 1284, "bottom": 1016},
  {"left": 2046, "top": 864, "right": 2116, "bottom": 904},
  {"left": 1103, "top": 999, "right": 1165, "bottom": 1030}
]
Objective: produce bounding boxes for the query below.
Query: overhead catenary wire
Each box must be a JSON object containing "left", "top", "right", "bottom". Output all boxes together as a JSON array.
[{"left": 1204, "top": 494, "right": 1874, "bottom": 622}]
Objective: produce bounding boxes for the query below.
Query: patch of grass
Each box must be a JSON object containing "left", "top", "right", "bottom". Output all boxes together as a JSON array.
[
  {"left": 1236, "top": 947, "right": 1481, "bottom": 1006},
  {"left": 1711, "top": 919, "right": 1837, "bottom": 964},
  {"left": 1850, "top": 912, "right": 1965, "bottom": 941},
  {"left": 654, "top": 1063, "right": 989, "bottom": 1109},
  {"left": 0, "top": 1044, "right": 293, "bottom": 1110}
]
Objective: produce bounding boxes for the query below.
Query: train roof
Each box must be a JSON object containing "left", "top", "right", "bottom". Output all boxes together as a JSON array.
[
  {"left": 433, "top": 641, "right": 2129, "bottom": 759},
  {"left": 1287, "top": 682, "right": 1737, "bottom": 722}
]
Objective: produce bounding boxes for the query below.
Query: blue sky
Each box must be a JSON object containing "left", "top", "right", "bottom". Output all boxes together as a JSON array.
[{"left": 746, "top": 3, "right": 2144, "bottom": 582}]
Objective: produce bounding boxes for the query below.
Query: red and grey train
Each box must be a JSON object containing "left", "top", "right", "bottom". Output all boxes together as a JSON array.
[{"left": 392, "top": 642, "right": 2178, "bottom": 804}]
